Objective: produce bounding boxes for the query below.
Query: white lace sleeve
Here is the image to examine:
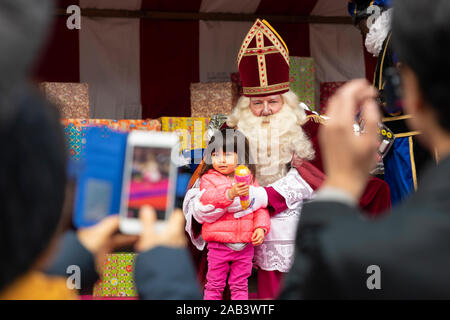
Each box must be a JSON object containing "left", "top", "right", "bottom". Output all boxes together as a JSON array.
[
  {"left": 182, "top": 181, "right": 206, "bottom": 251},
  {"left": 269, "top": 167, "right": 313, "bottom": 210}
]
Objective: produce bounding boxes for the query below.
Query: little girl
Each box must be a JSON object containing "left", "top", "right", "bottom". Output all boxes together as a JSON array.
[{"left": 199, "top": 128, "right": 270, "bottom": 300}]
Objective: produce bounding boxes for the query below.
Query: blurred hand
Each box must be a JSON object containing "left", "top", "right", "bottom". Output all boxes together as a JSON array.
[
  {"left": 320, "top": 79, "right": 380, "bottom": 199},
  {"left": 135, "top": 206, "right": 187, "bottom": 252},
  {"left": 251, "top": 228, "right": 265, "bottom": 246},
  {"left": 77, "top": 215, "right": 139, "bottom": 273}
]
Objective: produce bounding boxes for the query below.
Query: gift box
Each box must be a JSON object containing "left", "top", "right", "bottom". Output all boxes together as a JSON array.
[
  {"left": 319, "top": 81, "right": 347, "bottom": 114},
  {"left": 85, "top": 119, "right": 161, "bottom": 132},
  {"left": 190, "top": 82, "right": 238, "bottom": 118},
  {"left": 93, "top": 253, "right": 137, "bottom": 298},
  {"left": 61, "top": 119, "right": 161, "bottom": 161},
  {"left": 159, "top": 117, "right": 210, "bottom": 151},
  {"left": 289, "top": 57, "right": 315, "bottom": 110},
  {"left": 63, "top": 122, "right": 88, "bottom": 162},
  {"left": 40, "top": 82, "right": 90, "bottom": 118}
]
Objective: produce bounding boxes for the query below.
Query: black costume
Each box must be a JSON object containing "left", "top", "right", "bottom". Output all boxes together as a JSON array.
[
  {"left": 280, "top": 156, "right": 450, "bottom": 299},
  {"left": 350, "top": 0, "right": 434, "bottom": 205}
]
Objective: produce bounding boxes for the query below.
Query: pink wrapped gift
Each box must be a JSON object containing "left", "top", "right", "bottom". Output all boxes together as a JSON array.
[
  {"left": 40, "top": 82, "right": 90, "bottom": 118},
  {"left": 190, "top": 82, "right": 239, "bottom": 118}
]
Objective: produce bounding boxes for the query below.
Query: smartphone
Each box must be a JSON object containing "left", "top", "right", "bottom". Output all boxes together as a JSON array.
[
  {"left": 119, "top": 131, "right": 179, "bottom": 235},
  {"left": 356, "top": 118, "right": 395, "bottom": 159}
]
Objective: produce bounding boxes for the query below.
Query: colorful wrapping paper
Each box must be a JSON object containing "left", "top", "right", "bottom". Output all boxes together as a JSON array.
[
  {"left": 62, "top": 119, "right": 161, "bottom": 161},
  {"left": 159, "top": 117, "right": 210, "bottom": 151},
  {"left": 63, "top": 122, "right": 88, "bottom": 162},
  {"left": 93, "top": 253, "right": 137, "bottom": 298},
  {"left": 319, "top": 81, "right": 347, "bottom": 115},
  {"left": 40, "top": 82, "right": 90, "bottom": 118},
  {"left": 190, "top": 82, "right": 239, "bottom": 118},
  {"left": 289, "top": 57, "right": 316, "bottom": 110},
  {"left": 61, "top": 119, "right": 161, "bottom": 131}
]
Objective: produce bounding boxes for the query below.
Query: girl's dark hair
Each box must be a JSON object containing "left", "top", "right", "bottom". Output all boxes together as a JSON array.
[
  {"left": 0, "top": 86, "right": 67, "bottom": 291},
  {"left": 200, "top": 128, "right": 256, "bottom": 179}
]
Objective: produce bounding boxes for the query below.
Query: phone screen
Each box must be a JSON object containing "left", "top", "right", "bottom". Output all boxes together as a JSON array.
[
  {"left": 126, "top": 146, "right": 173, "bottom": 220},
  {"left": 83, "top": 178, "right": 112, "bottom": 222}
]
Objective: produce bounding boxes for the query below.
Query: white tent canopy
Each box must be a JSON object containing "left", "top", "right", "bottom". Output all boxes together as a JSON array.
[{"left": 36, "top": 0, "right": 370, "bottom": 119}]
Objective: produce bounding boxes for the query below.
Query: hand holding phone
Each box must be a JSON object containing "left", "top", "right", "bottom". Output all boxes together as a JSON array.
[
  {"left": 75, "top": 206, "right": 186, "bottom": 268},
  {"left": 135, "top": 206, "right": 187, "bottom": 252},
  {"left": 119, "top": 131, "right": 179, "bottom": 235}
]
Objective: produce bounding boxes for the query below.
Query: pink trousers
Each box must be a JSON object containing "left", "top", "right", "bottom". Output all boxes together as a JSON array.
[{"left": 204, "top": 242, "right": 254, "bottom": 300}]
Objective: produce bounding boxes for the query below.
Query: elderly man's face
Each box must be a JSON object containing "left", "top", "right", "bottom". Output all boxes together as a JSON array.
[{"left": 249, "top": 95, "right": 283, "bottom": 117}]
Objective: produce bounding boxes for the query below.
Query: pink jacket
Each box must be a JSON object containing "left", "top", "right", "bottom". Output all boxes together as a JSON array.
[{"left": 200, "top": 169, "right": 270, "bottom": 243}]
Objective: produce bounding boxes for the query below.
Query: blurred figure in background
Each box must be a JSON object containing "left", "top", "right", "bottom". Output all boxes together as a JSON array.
[
  {"left": 0, "top": 0, "right": 71, "bottom": 299},
  {"left": 281, "top": 0, "right": 450, "bottom": 299},
  {"left": 348, "top": 0, "right": 434, "bottom": 205},
  {"left": 0, "top": 0, "right": 200, "bottom": 300}
]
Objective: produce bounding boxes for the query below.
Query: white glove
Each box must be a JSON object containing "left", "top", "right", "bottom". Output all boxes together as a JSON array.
[
  {"left": 192, "top": 189, "right": 226, "bottom": 224},
  {"left": 233, "top": 186, "right": 268, "bottom": 219},
  {"left": 227, "top": 197, "right": 244, "bottom": 213}
]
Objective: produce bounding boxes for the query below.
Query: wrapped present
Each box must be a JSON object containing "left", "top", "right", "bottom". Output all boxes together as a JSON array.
[
  {"left": 61, "top": 119, "right": 161, "bottom": 161},
  {"left": 86, "top": 119, "right": 161, "bottom": 132},
  {"left": 159, "top": 117, "right": 210, "bottom": 151},
  {"left": 40, "top": 82, "right": 90, "bottom": 118},
  {"left": 93, "top": 253, "right": 137, "bottom": 298},
  {"left": 289, "top": 57, "right": 315, "bottom": 110},
  {"left": 319, "top": 81, "right": 347, "bottom": 114},
  {"left": 119, "top": 119, "right": 161, "bottom": 131},
  {"left": 190, "top": 82, "right": 239, "bottom": 118},
  {"left": 205, "top": 114, "right": 228, "bottom": 143},
  {"left": 63, "top": 121, "right": 88, "bottom": 162}
]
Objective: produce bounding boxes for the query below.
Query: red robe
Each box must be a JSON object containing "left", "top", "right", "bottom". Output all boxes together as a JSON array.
[{"left": 299, "top": 111, "right": 391, "bottom": 217}]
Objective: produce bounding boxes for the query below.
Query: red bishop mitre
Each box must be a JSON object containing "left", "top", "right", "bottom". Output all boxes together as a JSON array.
[{"left": 237, "top": 19, "right": 290, "bottom": 97}]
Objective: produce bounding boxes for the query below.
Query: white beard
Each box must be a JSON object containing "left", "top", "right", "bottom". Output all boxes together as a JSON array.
[{"left": 229, "top": 100, "right": 314, "bottom": 186}]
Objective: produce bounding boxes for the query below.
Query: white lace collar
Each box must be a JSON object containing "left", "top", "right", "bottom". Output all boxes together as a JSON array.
[{"left": 365, "top": 8, "right": 393, "bottom": 57}]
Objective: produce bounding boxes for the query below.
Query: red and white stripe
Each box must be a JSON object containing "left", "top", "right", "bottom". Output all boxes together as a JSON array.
[{"left": 34, "top": 0, "right": 376, "bottom": 120}]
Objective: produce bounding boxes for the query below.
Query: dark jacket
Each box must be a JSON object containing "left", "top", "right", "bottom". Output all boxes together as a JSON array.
[
  {"left": 46, "top": 232, "right": 202, "bottom": 300},
  {"left": 280, "top": 156, "right": 450, "bottom": 299}
]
